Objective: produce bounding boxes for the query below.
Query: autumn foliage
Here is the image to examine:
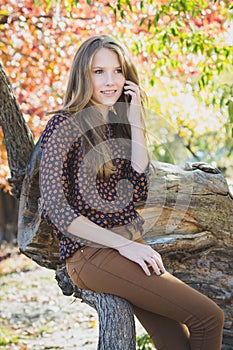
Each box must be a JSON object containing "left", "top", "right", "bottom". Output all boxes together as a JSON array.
[{"left": 0, "top": 0, "right": 232, "bottom": 189}]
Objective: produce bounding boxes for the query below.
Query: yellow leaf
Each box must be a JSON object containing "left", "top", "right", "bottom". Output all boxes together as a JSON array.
[
  {"left": 0, "top": 10, "right": 9, "bottom": 16},
  {"left": 90, "top": 320, "right": 96, "bottom": 328}
]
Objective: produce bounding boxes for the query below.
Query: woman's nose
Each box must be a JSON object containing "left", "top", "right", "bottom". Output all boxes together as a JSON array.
[{"left": 105, "top": 72, "right": 114, "bottom": 85}]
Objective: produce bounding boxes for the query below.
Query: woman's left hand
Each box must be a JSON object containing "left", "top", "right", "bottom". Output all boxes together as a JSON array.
[{"left": 124, "top": 80, "right": 142, "bottom": 126}]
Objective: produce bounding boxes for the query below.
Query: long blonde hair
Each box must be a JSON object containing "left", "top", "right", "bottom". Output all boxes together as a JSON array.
[{"left": 50, "top": 35, "right": 148, "bottom": 178}]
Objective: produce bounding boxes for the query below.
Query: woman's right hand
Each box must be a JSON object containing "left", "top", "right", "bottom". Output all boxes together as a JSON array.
[{"left": 117, "top": 241, "right": 166, "bottom": 276}]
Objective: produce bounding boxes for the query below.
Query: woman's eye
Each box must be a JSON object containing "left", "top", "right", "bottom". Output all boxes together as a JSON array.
[
  {"left": 93, "top": 68, "right": 122, "bottom": 74},
  {"left": 94, "top": 69, "right": 103, "bottom": 74}
]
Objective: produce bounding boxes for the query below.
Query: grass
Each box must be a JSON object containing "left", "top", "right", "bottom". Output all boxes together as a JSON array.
[{"left": 0, "top": 325, "right": 22, "bottom": 346}]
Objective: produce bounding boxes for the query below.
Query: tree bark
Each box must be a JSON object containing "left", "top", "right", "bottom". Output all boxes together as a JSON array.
[
  {"left": 0, "top": 62, "right": 34, "bottom": 198},
  {"left": 56, "top": 266, "right": 136, "bottom": 350},
  {"left": 0, "top": 189, "right": 18, "bottom": 244},
  {"left": 1, "top": 61, "right": 232, "bottom": 349}
]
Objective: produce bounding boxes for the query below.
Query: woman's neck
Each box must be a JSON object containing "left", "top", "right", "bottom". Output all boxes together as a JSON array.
[{"left": 96, "top": 104, "right": 115, "bottom": 122}]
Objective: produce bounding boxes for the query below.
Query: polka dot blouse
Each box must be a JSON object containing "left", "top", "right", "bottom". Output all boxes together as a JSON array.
[{"left": 39, "top": 112, "right": 150, "bottom": 262}]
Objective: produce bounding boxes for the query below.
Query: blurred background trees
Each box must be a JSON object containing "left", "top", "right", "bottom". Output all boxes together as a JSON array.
[{"left": 0, "top": 0, "right": 232, "bottom": 241}]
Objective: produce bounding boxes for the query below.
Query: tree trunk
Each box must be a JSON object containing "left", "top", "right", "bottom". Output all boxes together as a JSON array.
[
  {"left": 56, "top": 266, "right": 136, "bottom": 350},
  {"left": 0, "top": 189, "right": 18, "bottom": 244},
  {"left": 0, "top": 62, "right": 34, "bottom": 198},
  {"left": 1, "top": 61, "right": 232, "bottom": 349}
]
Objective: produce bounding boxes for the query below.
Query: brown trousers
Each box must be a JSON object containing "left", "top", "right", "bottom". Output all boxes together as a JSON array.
[{"left": 66, "top": 224, "right": 224, "bottom": 350}]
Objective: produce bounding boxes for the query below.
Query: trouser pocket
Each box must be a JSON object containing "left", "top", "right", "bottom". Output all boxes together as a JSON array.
[
  {"left": 66, "top": 262, "right": 90, "bottom": 290},
  {"left": 66, "top": 247, "right": 104, "bottom": 289}
]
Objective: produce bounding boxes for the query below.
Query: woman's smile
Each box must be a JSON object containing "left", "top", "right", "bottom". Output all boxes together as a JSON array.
[
  {"left": 101, "top": 90, "right": 117, "bottom": 93},
  {"left": 101, "top": 89, "right": 117, "bottom": 96}
]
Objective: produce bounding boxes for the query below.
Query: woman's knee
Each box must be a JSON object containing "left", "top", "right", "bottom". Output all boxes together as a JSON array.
[
  {"left": 202, "top": 302, "right": 224, "bottom": 333},
  {"left": 213, "top": 305, "right": 224, "bottom": 330},
  {"left": 188, "top": 298, "right": 224, "bottom": 334}
]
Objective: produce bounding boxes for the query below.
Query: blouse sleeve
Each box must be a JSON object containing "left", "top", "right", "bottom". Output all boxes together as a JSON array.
[
  {"left": 39, "top": 114, "right": 82, "bottom": 235},
  {"left": 124, "top": 161, "right": 151, "bottom": 203}
]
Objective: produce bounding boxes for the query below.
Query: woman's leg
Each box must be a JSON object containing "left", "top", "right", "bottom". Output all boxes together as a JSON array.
[
  {"left": 66, "top": 247, "right": 224, "bottom": 350},
  {"left": 133, "top": 305, "right": 190, "bottom": 350}
]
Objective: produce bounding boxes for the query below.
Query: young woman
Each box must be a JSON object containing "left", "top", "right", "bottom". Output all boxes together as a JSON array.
[{"left": 40, "top": 35, "right": 224, "bottom": 349}]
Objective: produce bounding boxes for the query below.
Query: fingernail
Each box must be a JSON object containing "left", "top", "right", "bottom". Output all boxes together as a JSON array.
[
  {"left": 157, "top": 271, "right": 161, "bottom": 276},
  {"left": 162, "top": 269, "right": 166, "bottom": 273},
  {"left": 147, "top": 272, "right": 151, "bottom": 277}
]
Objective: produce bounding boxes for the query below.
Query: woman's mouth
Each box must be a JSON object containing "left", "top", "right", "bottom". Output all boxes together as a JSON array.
[{"left": 101, "top": 90, "right": 117, "bottom": 96}]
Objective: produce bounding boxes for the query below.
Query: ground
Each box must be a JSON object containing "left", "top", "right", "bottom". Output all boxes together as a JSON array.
[{"left": 0, "top": 244, "right": 146, "bottom": 350}]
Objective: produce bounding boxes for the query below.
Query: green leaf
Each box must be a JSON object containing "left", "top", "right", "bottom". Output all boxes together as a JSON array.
[
  {"left": 45, "top": 0, "right": 51, "bottom": 11},
  {"left": 153, "top": 12, "right": 160, "bottom": 26},
  {"left": 149, "top": 77, "right": 155, "bottom": 86},
  {"left": 193, "top": 43, "right": 198, "bottom": 54},
  {"left": 220, "top": 94, "right": 225, "bottom": 110},
  {"left": 162, "top": 32, "right": 171, "bottom": 45},
  {"left": 106, "top": 2, "right": 113, "bottom": 9},
  {"left": 148, "top": 19, "right": 152, "bottom": 31},
  {"left": 175, "top": 20, "right": 183, "bottom": 28},
  {"left": 148, "top": 43, "right": 154, "bottom": 54},
  {"left": 171, "top": 27, "right": 178, "bottom": 37},
  {"left": 139, "top": 17, "right": 146, "bottom": 26},
  {"left": 228, "top": 100, "right": 233, "bottom": 123},
  {"left": 133, "top": 42, "right": 139, "bottom": 55},
  {"left": 120, "top": 9, "right": 125, "bottom": 18},
  {"left": 109, "top": 6, "right": 117, "bottom": 20},
  {"left": 223, "top": 47, "right": 230, "bottom": 58},
  {"left": 125, "top": 0, "right": 133, "bottom": 12}
]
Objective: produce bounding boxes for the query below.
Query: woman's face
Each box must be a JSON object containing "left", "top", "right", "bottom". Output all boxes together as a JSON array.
[{"left": 90, "top": 48, "right": 125, "bottom": 107}]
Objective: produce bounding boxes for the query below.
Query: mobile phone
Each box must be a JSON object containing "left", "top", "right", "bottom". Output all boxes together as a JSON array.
[
  {"left": 123, "top": 87, "right": 132, "bottom": 104},
  {"left": 125, "top": 94, "right": 132, "bottom": 104}
]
